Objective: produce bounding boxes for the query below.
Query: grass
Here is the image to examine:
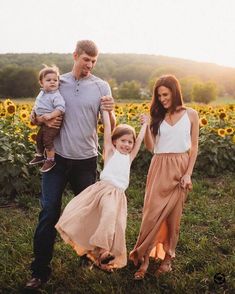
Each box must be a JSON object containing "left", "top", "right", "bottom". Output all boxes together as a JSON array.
[{"left": 0, "top": 173, "right": 234, "bottom": 293}]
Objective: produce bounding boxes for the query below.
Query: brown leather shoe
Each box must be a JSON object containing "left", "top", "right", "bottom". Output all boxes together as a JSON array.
[
  {"left": 29, "top": 155, "right": 45, "bottom": 165},
  {"left": 40, "top": 160, "right": 56, "bottom": 172},
  {"left": 25, "top": 277, "right": 43, "bottom": 290}
]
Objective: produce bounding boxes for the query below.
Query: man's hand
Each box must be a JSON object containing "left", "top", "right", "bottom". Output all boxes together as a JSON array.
[
  {"left": 30, "top": 111, "right": 37, "bottom": 125},
  {"left": 101, "top": 96, "right": 114, "bottom": 112},
  {"left": 41, "top": 113, "right": 53, "bottom": 121},
  {"left": 37, "top": 115, "right": 63, "bottom": 129}
]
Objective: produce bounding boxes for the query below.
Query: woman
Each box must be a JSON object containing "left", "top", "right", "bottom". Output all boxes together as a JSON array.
[{"left": 129, "top": 74, "right": 199, "bottom": 280}]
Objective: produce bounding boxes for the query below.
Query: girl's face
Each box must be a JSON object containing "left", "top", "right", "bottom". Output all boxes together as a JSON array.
[
  {"left": 157, "top": 86, "right": 173, "bottom": 110},
  {"left": 40, "top": 73, "right": 59, "bottom": 92},
  {"left": 113, "top": 134, "right": 135, "bottom": 155}
]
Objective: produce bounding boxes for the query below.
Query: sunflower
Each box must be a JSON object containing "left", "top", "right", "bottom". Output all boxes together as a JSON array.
[
  {"left": 0, "top": 110, "right": 6, "bottom": 117},
  {"left": 225, "top": 127, "right": 234, "bottom": 136},
  {"left": 25, "top": 120, "right": 38, "bottom": 130},
  {"left": 5, "top": 103, "right": 16, "bottom": 116},
  {"left": 98, "top": 125, "right": 104, "bottom": 134},
  {"left": 219, "top": 112, "right": 227, "bottom": 120},
  {"left": 3, "top": 98, "right": 13, "bottom": 108},
  {"left": 199, "top": 117, "right": 208, "bottom": 127},
  {"left": 115, "top": 105, "right": 121, "bottom": 110},
  {"left": 217, "top": 129, "right": 226, "bottom": 138},
  {"left": 28, "top": 132, "right": 37, "bottom": 143},
  {"left": 218, "top": 107, "right": 226, "bottom": 113},
  {"left": 19, "top": 110, "right": 30, "bottom": 121},
  {"left": 228, "top": 105, "right": 234, "bottom": 111},
  {"left": 19, "top": 105, "right": 28, "bottom": 111}
]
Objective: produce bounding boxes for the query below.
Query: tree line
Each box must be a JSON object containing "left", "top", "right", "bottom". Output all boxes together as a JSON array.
[{"left": 0, "top": 53, "right": 235, "bottom": 103}]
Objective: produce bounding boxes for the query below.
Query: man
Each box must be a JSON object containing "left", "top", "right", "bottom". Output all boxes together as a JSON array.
[{"left": 25, "top": 40, "right": 116, "bottom": 289}]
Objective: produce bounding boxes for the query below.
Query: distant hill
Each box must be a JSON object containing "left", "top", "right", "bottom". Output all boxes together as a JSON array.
[{"left": 0, "top": 53, "right": 235, "bottom": 97}]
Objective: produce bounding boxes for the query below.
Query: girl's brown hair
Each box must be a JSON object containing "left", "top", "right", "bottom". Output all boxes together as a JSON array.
[
  {"left": 150, "top": 74, "right": 185, "bottom": 136},
  {"left": 111, "top": 124, "right": 136, "bottom": 143}
]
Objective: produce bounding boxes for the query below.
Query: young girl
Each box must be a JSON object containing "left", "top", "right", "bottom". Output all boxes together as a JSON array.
[{"left": 55, "top": 110, "right": 148, "bottom": 271}]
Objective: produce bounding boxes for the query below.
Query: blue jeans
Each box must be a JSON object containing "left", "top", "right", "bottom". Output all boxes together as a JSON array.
[{"left": 30, "top": 154, "right": 97, "bottom": 281}]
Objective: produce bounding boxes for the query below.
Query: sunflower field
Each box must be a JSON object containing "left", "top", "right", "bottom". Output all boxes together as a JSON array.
[{"left": 0, "top": 99, "right": 234, "bottom": 202}]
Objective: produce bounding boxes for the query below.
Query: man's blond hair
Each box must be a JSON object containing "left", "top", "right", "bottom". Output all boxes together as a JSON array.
[{"left": 75, "top": 40, "right": 98, "bottom": 57}]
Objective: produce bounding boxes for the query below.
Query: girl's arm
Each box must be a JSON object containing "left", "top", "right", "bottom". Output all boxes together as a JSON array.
[
  {"left": 102, "top": 110, "right": 114, "bottom": 160},
  {"left": 101, "top": 96, "right": 116, "bottom": 130},
  {"left": 180, "top": 108, "right": 199, "bottom": 189},
  {"left": 130, "top": 115, "right": 148, "bottom": 162}
]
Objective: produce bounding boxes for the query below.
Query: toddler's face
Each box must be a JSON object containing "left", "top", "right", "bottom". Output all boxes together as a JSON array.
[
  {"left": 40, "top": 73, "right": 59, "bottom": 92},
  {"left": 113, "top": 134, "right": 134, "bottom": 155}
]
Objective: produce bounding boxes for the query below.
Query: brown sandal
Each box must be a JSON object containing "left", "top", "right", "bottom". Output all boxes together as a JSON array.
[
  {"left": 94, "top": 260, "right": 114, "bottom": 273},
  {"left": 99, "top": 251, "right": 115, "bottom": 264},
  {"left": 155, "top": 259, "right": 172, "bottom": 276},
  {"left": 134, "top": 268, "right": 146, "bottom": 280}
]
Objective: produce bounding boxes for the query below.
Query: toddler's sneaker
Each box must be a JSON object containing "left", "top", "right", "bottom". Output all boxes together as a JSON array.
[
  {"left": 40, "top": 159, "right": 56, "bottom": 173},
  {"left": 29, "top": 155, "right": 45, "bottom": 165}
]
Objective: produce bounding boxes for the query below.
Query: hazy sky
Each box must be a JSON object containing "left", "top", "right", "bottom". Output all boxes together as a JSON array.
[{"left": 1, "top": 0, "right": 235, "bottom": 68}]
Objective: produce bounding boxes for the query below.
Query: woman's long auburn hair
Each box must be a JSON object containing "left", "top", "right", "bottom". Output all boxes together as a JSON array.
[{"left": 150, "top": 74, "right": 185, "bottom": 136}]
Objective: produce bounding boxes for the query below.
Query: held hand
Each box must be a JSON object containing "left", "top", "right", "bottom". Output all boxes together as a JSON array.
[
  {"left": 101, "top": 96, "right": 115, "bottom": 112},
  {"left": 44, "top": 116, "right": 63, "bottom": 129},
  {"left": 41, "top": 113, "right": 52, "bottom": 121},
  {"left": 180, "top": 174, "right": 192, "bottom": 191},
  {"left": 140, "top": 114, "right": 149, "bottom": 125}
]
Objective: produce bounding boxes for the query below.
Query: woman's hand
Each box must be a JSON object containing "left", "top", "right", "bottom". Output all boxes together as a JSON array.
[
  {"left": 101, "top": 96, "right": 114, "bottom": 112},
  {"left": 180, "top": 174, "right": 192, "bottom": 190}
]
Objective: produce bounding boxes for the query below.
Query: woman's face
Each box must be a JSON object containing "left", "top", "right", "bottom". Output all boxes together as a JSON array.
[{"left": 157, "top": 86, "right": 173, "bottom": 110}]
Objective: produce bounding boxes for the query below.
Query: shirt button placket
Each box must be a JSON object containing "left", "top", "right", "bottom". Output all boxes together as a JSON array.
[{"left": 75, "top": 82, "right": 79, "bottom": 95}]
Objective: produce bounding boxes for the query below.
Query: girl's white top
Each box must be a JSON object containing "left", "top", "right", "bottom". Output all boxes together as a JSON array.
[
  {"left": 100, "top": 149, "right": 131, "bottom": 191},
  {"left": 154, "top": 111, "right": 191, "bottom": 154}
]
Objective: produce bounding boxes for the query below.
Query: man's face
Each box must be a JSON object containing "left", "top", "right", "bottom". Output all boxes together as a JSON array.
[{"left": 73, "top": 52, "right": 98, "bottom": 78}]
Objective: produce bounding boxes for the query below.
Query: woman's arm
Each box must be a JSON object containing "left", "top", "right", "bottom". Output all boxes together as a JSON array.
[
  {"left": 181, "top": 108, "right": 199, "bottom": 189},
  {"left": 144, "top": 125, "right": 155, "bottom": 153}
]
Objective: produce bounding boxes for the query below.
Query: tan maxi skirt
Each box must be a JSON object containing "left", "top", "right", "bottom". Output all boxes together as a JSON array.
[
  {"left": 129, "top": 153, "right": 189, "bottom": 265},
  {"left": 55, "top": 180, "right": 127, "bottom": 268}
]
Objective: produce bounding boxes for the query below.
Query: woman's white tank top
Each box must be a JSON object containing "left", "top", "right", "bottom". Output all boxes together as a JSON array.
[
  {"left": 154, "top": 111, "right": 191, "bottom": 154},
  {"left": 100, "top": 149, "right": 131, "bottom": 190}
]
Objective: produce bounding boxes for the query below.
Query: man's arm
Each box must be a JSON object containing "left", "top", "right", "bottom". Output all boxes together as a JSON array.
[{"left": 41, "top": 109, "right": 63, "bottom": 121}]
